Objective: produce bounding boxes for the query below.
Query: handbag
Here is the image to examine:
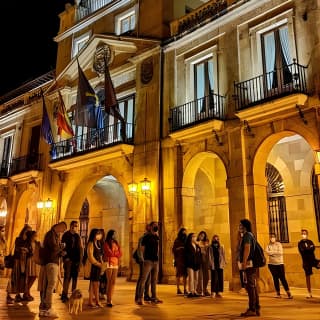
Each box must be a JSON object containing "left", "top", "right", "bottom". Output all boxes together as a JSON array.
[{"left": 4, "top": 254, "right": 14, "bottom": 269}]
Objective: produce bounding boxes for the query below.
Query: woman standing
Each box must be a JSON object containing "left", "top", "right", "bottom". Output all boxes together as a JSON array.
[
  {"left": 9, "top": 224, "right": 32, "bottom": 302},
  {"left": 265, "top": 233, "right": 292, "bottom": 298},
  {"left": 24, "top": 230, "right": 40, "bottom": 301},
  {"left": 196, "top": 231, "right": 210, "bottom": 296},
  {"left": 104, "top": 229, "right": 122, "bottom": 307},
  {"left": 172, "top": 228, "right": 187, "bottom": 295},
  {"left": 87, "top": 228, "right": 104, "bottom": 307},
  {"left": 185, "top": 233, "right": 202, "bottom": 298},
  {"left": 208, "top": 234, "right": 226, "bottom": 298}
]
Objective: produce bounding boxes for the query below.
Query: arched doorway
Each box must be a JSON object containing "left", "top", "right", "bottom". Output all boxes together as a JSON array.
[
  {"left": 253, "top": 133, "right": 319, "bottom": 287},
  {"left": 66, "top": 175, "right": 130, "bottom": 273},
  {"left": 182, "top": 152, "right": 231, "bottom": 280}
]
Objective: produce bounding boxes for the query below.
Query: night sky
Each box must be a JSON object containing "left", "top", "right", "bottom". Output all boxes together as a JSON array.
[{"left": 0, "top": 1, "right": 74, "bottom": 96}]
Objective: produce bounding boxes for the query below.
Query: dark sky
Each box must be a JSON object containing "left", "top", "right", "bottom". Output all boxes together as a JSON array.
[{"left": 0, "top": 1, "right": 74, "bottom": 96}]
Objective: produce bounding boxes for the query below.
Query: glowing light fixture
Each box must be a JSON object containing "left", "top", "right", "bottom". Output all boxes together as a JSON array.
[
  {"left": 0, "top": 208, "right": 7, "bottom": 217},
  {"left": 128, "top": 182, "right": 138, "bottom": 194},
  {"left": 37, "top": 198, "right": 53, "bottom": 209},
  {"left": 140, "top": 178, "right": 151, "bottom": 194}
]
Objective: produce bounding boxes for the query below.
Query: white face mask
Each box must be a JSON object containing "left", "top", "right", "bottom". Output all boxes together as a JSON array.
[
  {"left": 270, "top": 237, "right": 276, "bottom": 243},
  {"left": 302, "top": 234, "right": 307, "bottom": 239}
]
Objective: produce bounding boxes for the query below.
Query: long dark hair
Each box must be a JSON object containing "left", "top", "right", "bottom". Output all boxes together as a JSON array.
[
  {"left": 18, "top": 224, "right": 32, "bottom": 239},
  {"left": 186, "top": 233, "right": 195, "bottom": 246},
  {"left": 105, "top": 229, "right": 118, "bottom": 248},
  {"left": 197, "top": 230, "right": 208, "bottom": 242},
  {"left": 88, "top": 228, "right": 100, "bottom": 242}
]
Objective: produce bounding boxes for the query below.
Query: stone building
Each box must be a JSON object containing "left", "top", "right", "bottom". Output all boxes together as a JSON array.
[{"left": 1, "top": 0, "right": 320, "bottom": 291}]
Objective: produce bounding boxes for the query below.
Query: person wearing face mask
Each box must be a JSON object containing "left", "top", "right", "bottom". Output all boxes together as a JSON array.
[
  {"left": 172, "top": 228, "right": 188, "bottom": 295},
  {"left": 87, "top": 228, "right": 104, "bottom": 308},
  {"left": 38, "top": 221, "right": 67, "bottom": 317},
  {"left": 208, "top": 235, "right": 226, "bottom": 298},
  {"left": 298, "top": 229, "right": 320, "bottom": 298},
  {"left": 265, "top": 233, "right": 292, "bottom": 299},
  {"left": 61, "top": 221, "right": 83, "bottom": 303},
  {"left": 103, "top": 229, "right": 122, "bottom": 307},
  {"left": 136, "top": 221, "right": 163, "bottom": 305},
  {"left": 196, "top": 231, "right": 210, "bottom": 296}
]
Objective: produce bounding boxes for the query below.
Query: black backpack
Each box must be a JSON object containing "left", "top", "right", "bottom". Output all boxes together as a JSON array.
[{"left": 250, "top": 233, "right": 266, "bottom": 268}]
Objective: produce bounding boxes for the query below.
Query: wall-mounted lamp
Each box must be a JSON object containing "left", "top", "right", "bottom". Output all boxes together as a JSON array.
[
  {"left": 37, "top": 198, "right": 53, "bottom": 209},
  {"left": 140, "top": 177, "right": 151, "bottom": 195},
  {"left": 0, "top": 208, "right": 7, "bottom": 218},
  {"left": 128, "top": 182, "right": 138, "bottom": 195}
]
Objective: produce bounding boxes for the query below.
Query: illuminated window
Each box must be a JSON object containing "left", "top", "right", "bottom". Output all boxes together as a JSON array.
[
  {"left": 115, "top": 7, "right": 137, "bottom": 35},
  {"left": 0, "top": 132, "right": 14, "bottom": 177},
  {"left": 72, "top": 32, "right": 91, "bottom": 58}
]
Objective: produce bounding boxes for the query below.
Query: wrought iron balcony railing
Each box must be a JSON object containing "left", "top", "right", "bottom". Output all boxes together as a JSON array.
[
  {"left": 76, "top": 0, "right": 114, "bottom": 21},
  {"left": 10, "top": 153, "right": 43, "bottom": 176},
  {"left": 51, "top": 122, "right": 134, "bottom": 161},
  {"left": 169, "top": 93, "right": 226, "bottom": 132},
  {"left": 234, "top": 61, "right": 308, "bottom": 111}
]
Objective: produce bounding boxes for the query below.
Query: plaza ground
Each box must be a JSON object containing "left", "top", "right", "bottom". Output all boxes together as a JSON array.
[{"left": 1, "top": 277, "right": 320, "bottom": 319}]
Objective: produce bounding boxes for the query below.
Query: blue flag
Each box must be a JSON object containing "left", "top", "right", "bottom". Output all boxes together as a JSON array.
[
  {"left": 75, "top": 62, "right": 100, "bottom": 128},
  {"left": 41, "top": 95, "right": 54, "bottom": 145}
]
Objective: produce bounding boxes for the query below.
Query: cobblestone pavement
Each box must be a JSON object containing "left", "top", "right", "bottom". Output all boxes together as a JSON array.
[{"left": 1, "top": 277, "right": 320, "bottom": 319}]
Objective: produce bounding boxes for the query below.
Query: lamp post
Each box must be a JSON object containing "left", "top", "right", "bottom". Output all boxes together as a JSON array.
[{"left": 37, "top": 198, "right": 54, "bottom": 228}]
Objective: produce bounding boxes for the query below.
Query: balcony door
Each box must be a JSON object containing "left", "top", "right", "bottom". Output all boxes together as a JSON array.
[
  {"left": 194, "top": 58, "right": 215, "bottom": 119},
  {"left": 261, "top": 25, "right": 293, "bottom": 95}
]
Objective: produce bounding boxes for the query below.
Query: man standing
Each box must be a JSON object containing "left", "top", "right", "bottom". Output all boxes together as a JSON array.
[
  {"left": 239, "top": 219, "right": 260, "bottom": 317},
  {"left": 136, "top": 221, "right": 163, "bottom": 305},
  {"left": 61, "top": 221, "right": 83, "bottom": 303},
  {"left": 298, "top": 229, "right": 320, "bottom": 298},
  {"left": 39, "top": 221, "right": 67, "bottom": 317}
]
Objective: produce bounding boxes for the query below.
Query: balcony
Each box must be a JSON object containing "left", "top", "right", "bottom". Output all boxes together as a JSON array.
[
  {"left": 234, "top": 62, "right": 308, "bottom": 111},
  {"left": 10, "top": 153, "right": 43, "bottom": 176},
  {"left": 51, "top": 122, "right": 134, "bottom": 162},
  {"left": 169, "top": 93, "right": 226, "bottom": 134},
  {"left": 170, "top": 0, "right": 233, "bottom": 37},
  {"left": 76, "top": 0, "right": 114, "bottom": 21}
]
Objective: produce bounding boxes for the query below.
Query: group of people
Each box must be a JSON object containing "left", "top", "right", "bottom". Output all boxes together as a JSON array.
[
  {"left": 1, "top": 218, "right": 320, "bottom": 318},
  {"left": 172, "top": 228, "right": 226, "bottom": 299}
]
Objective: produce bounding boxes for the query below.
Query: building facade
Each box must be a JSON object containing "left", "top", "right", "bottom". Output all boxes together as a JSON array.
[{"left": 1, "top": 0, "right": 320, "bottom": 291}]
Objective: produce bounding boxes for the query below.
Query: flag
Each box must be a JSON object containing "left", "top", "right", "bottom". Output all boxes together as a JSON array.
[
  {"left": 75, "top": 61, "right": 100, "bottom": 128},
  {"left": 41, "top": 94, "right": 54, "bottom": 145},
  {"left": 104, "top": 57, "right": 126, "bottom": 139},
  {"left": 56, "top": 91, "right": 74, "bottom": 137}
]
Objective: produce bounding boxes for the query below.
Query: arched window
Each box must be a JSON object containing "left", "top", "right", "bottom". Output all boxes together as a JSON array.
[
  {"left": 312, "top": 170, "right": 320, "bottom": 241},
  {"left": 266, "top": 163, "right": 289, "bottom": 242},
  {"left": 79, "top": 198, "right": 89, "bottom": 247}
]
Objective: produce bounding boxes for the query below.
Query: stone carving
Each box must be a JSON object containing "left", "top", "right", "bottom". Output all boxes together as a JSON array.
[
  {"left": 93, "top": 43, "right": 114, "bottom": 75},
  {"left": 141, "top": 57, "right": 153, "bottom": 85}
]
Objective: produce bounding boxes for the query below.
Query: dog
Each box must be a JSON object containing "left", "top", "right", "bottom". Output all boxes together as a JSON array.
[{"left": 68, "top": 289, "right": 83, "bottom": 315}]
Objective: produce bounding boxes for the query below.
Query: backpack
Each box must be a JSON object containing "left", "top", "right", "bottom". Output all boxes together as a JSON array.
[
  {"left": 250, "top": 234, "right": 266, "bottom": 268},
  {"left": 132, "top": 248, "right": 141, "bottom": 264}
]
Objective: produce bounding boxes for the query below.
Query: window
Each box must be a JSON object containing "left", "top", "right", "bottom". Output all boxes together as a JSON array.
[
  {"left": 0, "top": 134, "right": 13, "bottom": 177},
  {"left": 266, "top": 163, "right": 289, "bottom": 243},
  {"left": 115, "top": 7, "right": 137, "bottom": 35},
  {"left": 72, "top": 32, "right": 90, "bottom": 58},
  {"left": 261, "top": 25, "right": 292, "bottom": 90},
  {"left": 194, "top": 58, "right": 215, "bottom": 114}
]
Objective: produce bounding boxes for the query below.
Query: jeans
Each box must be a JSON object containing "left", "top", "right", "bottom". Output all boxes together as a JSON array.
[
  {"left": 187, "top": 268, "right": 199, "bottom": 293},
  {"left": 268, "top": 264, "right": 289, "bottom": 292},
  {"left": 62, "top": 259, "right": 79, "bottom": 296},
  {"left": 197, "top": 262, "right": 209, "bottom": 294},
  {"left": 135, "top": 262, "right": 151, "bottom": 301},
  {"left": 42, "top": 263, "right": 59, "bottom": 310},
  {"left": 138, "top": 260, "right": 158, "bottom": 300},
  {"left": 244, "top": 267, "right": 260, "bottom": 312}
]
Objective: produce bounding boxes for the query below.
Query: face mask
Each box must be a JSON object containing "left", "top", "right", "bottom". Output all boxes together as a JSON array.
[
  {"left": 270, "top": 237, "right": 276, "bottom": 243},
  {"left": 153, "top": 226, "right": 158, "bottom": 232},
  {"left": 302, "top": 234, "right": 307, "bottom": 239}
]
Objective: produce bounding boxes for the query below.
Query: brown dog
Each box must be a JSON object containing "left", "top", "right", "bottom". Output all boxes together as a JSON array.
[{"left": 68, "top": 289, "right": 83, "bottom": 315}]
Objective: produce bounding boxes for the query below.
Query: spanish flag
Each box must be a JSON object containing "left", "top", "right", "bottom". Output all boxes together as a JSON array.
[{"left": 56, "top": 91, "right": 74, "bottom": 138}]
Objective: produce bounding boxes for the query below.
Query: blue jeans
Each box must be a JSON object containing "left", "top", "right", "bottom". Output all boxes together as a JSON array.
[
  {"left": 135, "top": 262, "right": 151, "bottom": 301},
  {"left": 138, "top": 260, "right": 158, "bottom": 300}
]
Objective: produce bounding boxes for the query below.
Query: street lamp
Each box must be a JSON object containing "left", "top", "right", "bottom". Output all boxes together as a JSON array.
[{"left": 140, "top": 177, "right": 151, "bottom": 195}]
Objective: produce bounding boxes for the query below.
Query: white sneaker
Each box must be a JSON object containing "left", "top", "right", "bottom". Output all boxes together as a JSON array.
[
  {"left": 306, "top": 293, "right": 313, "bottom": 299},
  {"left": 43, "top": 309, "right": 58, "bottom": 318}
]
